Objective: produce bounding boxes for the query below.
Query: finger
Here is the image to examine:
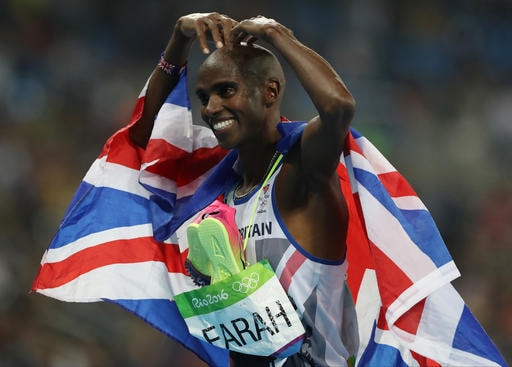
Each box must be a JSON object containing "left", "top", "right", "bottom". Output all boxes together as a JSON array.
[
  {"left": 230, "top": 26, "right": 247, "bottom": 44},
  {"left": 194, "top": 22, "right": 211, "bottom": 54},
  {"left": 232, "top": 30, "right": 257, "bottom": 47},
  {"left": 232, "top": 31, "right": 243, "bottom": 45},
  {"left": 221, "top": 18, "right": 238, "bottom": 49},
  {"left": 245, "top": 35, "right": 258, "bottom": 46},
  {"left": 206, "top": 18, "right": 225, "bottom": 50}
]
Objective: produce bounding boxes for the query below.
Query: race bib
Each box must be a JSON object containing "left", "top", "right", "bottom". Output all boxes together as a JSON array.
[{"left": 175, "top": 260, "right": 305, "bottom": 357}]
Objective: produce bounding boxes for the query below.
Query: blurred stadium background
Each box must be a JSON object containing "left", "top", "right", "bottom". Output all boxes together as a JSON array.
[{"left": 0, "top": 0, "right": 510, "bottom": 365}]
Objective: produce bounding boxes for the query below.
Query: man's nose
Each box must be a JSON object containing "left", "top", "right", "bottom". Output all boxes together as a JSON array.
[{"left": 205, "top": 94, "right": 223, "bottom": 116}]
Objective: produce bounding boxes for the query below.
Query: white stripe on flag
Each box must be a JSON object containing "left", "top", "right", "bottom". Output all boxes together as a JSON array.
[
  {"left": 353, "top": 136, "right": 397, "bottom": 175},
  {"left": 140, "top": 164, "right": 217, "bottom": 200},
  {"left": 152, "top": 103, "right": 194, "bottom": 150},
  {"left": 357, "top": 182, "right": 437, "bottom": 280},
  {"left": 392, "top": 195, "right": 427, "bottom": 211},
  {"left": 84, "top": 157, "right": 151, "bottom": 199},
  {"left": 152, "top": 104, "right": 218, "bottom": 152},
  {"left": 386, "top": 261, "right": 460, "bottom": 326},
  {"left": 39, "top": 261, "right": 196, "bottom": 302},
  {"left": 44, "top": 224, "right": 154, "bottom": 263}
]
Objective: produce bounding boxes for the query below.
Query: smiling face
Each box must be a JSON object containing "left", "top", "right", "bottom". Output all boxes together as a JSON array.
[{"left": 195, "top": 45, "right": 285, "bottom": 150}]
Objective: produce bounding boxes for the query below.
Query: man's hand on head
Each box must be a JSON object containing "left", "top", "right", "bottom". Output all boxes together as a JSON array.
[
  {"left": 231, "top": 16, "right": 294, "bottom": 46},
  {"left": 175, "top": 12, "right": 239, "bottom": 54}
]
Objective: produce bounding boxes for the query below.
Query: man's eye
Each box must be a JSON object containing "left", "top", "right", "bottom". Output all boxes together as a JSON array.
[
  {"left": 197, "top": 94, "right": 209, "bottom": 105},
  {"left": 220, "top": 87, "right": 235, "bottom": 97}
]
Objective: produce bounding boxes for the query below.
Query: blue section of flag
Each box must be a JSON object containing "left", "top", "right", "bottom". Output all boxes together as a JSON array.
[
  {"left": 357, "top": 323, "right": 409, "bottom": 367},
  {"left": 452, "top": 305, "right": 507, "bottom": 366},
  {"left": 399, "top": 208, "right": 454, "bottom": 268},
  {"left": 163, "top": 70, "right": 191, "bottom": 109},
  {"left": 51, "top": 185, "right": 152, "bottom": 249},
  {"left": 353, "top": 167, "right": 453, "bottom": 268},
  {"left": 110, "top": 298, "right": 228, "bottom": 367}
]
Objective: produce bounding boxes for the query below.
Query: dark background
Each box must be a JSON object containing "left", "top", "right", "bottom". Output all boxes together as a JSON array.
[{"left": 1, "top": 0, "right": 510, "bottom": 365}]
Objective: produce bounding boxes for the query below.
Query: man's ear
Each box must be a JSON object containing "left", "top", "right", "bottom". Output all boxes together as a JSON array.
[{"left": 264, "top": 79, "right": 280, "bottom": 106}]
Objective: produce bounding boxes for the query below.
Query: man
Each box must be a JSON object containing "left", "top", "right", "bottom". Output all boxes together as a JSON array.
[
  {"left": 132, "top": 12, "right": 358, "bottom": 366},
  {"left": 32, "top": 11, "right": 508, "bottom": 367}
]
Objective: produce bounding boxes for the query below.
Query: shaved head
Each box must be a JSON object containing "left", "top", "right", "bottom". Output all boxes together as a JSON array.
[{"left": 199, "top": 44, "right": 286, "bottom": 99}]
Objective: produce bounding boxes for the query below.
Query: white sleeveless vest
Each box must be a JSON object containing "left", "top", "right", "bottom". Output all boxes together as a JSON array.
[{"left": 226, "top": 165, "right": 358, "bottom": 367}]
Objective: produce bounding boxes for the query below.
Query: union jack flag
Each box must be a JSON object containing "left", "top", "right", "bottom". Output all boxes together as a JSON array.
[{"left": 32, "top": 70, "right": 507, "bottom": 366}]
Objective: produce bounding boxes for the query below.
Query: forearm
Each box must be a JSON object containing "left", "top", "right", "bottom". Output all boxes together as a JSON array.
[
  {"left": 264, "top": 25, "right": 355, "bottom": 127},
  {"left": 129, "top": 26, "right": 194, "bottom": 148}
]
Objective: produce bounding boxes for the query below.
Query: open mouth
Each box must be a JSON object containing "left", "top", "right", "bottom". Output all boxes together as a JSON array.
[{"left": 212, "top": 119, "right": 236, "bottom": 131}]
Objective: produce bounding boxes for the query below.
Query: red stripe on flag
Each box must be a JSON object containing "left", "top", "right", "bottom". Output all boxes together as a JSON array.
[
  {"left": 177, "top": 145, "right": 227, "bottom": 186},
  {"left": 128, "top": 96, "right": 146, "bottom": 126},
  {"left": 143, "top": 139, "right": 227, "bottom": 185},
  {"left": 98, "top": 95, "right": 145, "bottom": 165},
  {"left": 370, "top": 243, "right": 413, "bottom": 310},
  {"left": 411, "top": 350, "right": 442, "bottom": 367},
  {"left": 377, "top": 306, "right": 389, "bottom": 330},
  {"left": 104, "top": 129, "right": 146, "bottom": 170},
  {"left": 341, "top": 169, "right": 375, "bottom": 301},
  {"left": 377, "top": 171, "right": 417, "bottom": 198},
  {"left": 395, "top": 297, "right": 425, "bottom": 335},
  {"left": 370, "top": 241, "right": 425, "bottom": 339},
  {"left": 35, "top": 238, "right": 187, "bottom": 290},
  {"left": 377, "top": 294, "right": 425, "bottom": 336}
]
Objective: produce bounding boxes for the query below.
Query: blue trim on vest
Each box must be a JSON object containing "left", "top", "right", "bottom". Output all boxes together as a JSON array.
[{"left": 270, "top": 177, "right": 346, "bottom": 265}]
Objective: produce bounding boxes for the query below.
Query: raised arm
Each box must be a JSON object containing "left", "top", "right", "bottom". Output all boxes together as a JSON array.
[
  {"left": 232, "top": 16, "right": 355, "bottom": 180},
  {"left": 129, "top": 13, "right": 238, "bottom": 148}
]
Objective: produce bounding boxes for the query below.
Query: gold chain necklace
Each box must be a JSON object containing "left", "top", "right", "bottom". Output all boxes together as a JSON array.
[{"left": 233, "top": 150, "right": 280, "bottom": 200}]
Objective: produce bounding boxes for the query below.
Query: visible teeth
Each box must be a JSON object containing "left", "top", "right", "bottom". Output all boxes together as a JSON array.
[{"left": 213, "top": 119, "right": 235, "bottom": 130}]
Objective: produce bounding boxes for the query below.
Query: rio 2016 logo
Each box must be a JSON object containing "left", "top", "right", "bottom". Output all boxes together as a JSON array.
[{"left": 192, "top": 289, "right": 229, "bottom": 309}]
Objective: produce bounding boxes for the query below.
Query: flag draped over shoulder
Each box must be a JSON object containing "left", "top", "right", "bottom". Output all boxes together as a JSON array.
[{"left": 32, "top": 71, "right": 507, "bottom": 367}]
